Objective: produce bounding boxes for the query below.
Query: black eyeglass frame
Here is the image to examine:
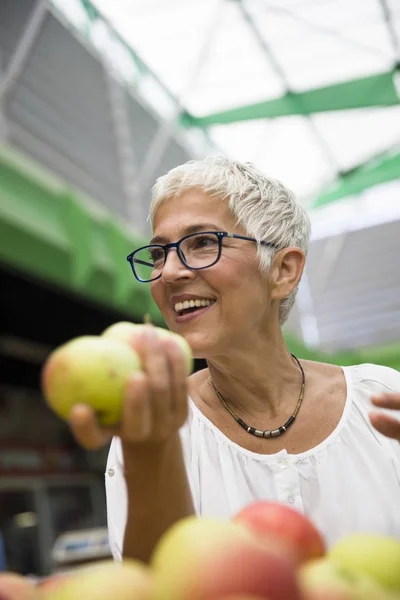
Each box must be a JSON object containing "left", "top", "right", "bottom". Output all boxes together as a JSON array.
[{"left": 127, "top": 231, "right": 280, "bottom": 283}]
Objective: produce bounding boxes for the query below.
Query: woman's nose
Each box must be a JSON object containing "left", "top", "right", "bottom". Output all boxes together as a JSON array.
[{"left": 161, "top": 248, "right": 193, "bottom": 282}]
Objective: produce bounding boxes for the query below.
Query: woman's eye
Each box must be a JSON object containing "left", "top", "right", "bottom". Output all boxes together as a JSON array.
[
  {"left": 149, "top": 249, "right": 164, "bottom": 263},
  {"left": 194, "top": 235, "right": 218, "bottom": 248}
]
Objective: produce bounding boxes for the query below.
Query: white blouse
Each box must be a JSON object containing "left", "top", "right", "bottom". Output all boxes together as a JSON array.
[{"left": 105, "top": 363, "right": 400, "bottom": 560}]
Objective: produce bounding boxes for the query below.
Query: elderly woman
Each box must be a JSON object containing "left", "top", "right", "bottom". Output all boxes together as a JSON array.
[{"left": 70, "top": 157, "right": 400, "bottom": 563}]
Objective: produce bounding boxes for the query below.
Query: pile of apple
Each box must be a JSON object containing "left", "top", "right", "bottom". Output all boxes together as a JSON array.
[{"left": 1, "top": 501, "right": 400, "bottom": 600}]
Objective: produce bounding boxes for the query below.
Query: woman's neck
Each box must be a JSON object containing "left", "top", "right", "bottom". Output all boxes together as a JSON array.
[{"left": 205, "top": 331, "right": 303, "bottom": 420}]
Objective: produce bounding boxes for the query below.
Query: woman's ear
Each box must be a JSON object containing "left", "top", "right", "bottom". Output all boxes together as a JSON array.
[{"left": 269, "top": 247, "right": 305, "bottom": 300}]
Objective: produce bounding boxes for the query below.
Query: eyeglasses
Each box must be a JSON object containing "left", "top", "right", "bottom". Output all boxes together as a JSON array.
[{"left": 127, "top": 231, "right": 279, "bottom": 282}]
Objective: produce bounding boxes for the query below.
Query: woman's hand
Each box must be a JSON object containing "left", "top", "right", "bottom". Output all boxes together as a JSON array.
[
  {"left": 369, "top": 393, "right": 400, "bottom": 441},
  {"left": 68, "top": 326, "right": 189, "bottom": 450}
]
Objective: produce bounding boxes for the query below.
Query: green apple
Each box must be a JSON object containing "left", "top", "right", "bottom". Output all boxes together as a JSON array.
[
  {"left": 328, "top": 534, "right": 400, "bottom": 593},
  {"left": 298, "top": 557, "right": 395, "bottom": 600},
  {"left": 40, "top": 559, "right": 154, "bottom": 600},
  {"left": 151, "top": 516, "right": 301, "bottom": 600},
  {"left": 102, "top": 321, "right": 193, "bottom": 375},
  {"left": 41, "top": 335, "right": 141, "bottom": 425}
]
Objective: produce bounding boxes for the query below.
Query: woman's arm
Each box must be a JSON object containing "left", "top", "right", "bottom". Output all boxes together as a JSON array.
[
  {"left": 122, "top": 435, "right": 194, "bottom": 562},
  {"left": 69, "top": 327, "right": 195, "bottom": 563}
]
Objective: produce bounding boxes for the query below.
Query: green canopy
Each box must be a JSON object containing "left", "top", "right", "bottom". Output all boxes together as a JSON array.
[
  {"left": 312, "top": 147, "right": 400, "bottom": 207},
  {"left": 0, "top": 145, "right": 163, "bottom": 325},
  {"left": 186, "top": 69, "right": 400, "bottom": 127}
]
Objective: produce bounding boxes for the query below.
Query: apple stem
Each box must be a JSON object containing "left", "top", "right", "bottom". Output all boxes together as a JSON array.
[{"left": 143, "top": 313, "right": 152, "bottom": 325}]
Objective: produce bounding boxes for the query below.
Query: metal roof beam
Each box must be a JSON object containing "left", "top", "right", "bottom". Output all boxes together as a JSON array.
[
  {"left": 184, "top": 69, "right": 400, "bottom": 127},
  {"left": 312, "top": 147, "right": 400, "bottom": 207}
]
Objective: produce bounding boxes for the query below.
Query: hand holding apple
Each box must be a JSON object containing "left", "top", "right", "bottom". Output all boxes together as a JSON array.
[{"left": 42, "top": 322, "right": 193, "bottom": 450}]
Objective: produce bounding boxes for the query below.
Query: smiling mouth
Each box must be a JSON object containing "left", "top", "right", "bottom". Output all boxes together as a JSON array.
[
  {"left": 174, "top": 300, "right": 216, "bottom": 320},
  {"left": 174, "top": 299, "right": 216, "bottom": 318}
]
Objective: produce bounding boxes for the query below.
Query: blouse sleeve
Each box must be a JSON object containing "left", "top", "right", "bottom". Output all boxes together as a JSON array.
[
  {"left": 104, "top": 418, "right": 194, "bottom": 561},
  {"left": 355, "top": 363, "right": 400, "bottom": 394},
  {"left": 353, "top": 363, "right": 400, "bottom": 425},
  {"left": 105, "top": 436, "right": 127, "bottom": 561}
]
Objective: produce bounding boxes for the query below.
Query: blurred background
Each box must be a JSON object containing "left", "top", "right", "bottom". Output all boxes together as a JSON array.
[{"left": 0, "top": 0, "right": 400, "bottom": 578}]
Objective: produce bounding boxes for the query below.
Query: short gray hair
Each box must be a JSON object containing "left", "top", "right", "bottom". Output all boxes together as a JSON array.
[{"left": 150, "top": 156, "right": 311, "bottom": 325}]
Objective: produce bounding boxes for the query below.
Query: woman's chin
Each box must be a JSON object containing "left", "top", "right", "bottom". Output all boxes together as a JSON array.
[{"left": 182, "top": 335, "right": 215, "bottom": 361}]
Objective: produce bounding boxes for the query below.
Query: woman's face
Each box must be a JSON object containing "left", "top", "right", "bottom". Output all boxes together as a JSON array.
[{"left": 150, "top": 190, "right": 278, "bottom": 358}]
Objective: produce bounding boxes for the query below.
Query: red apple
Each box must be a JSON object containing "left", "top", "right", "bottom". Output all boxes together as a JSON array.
[
  {"left": 151, "top": 516, "right": 301, "bottom": 600},
  {"left": 233, "top": 501, "right": 325, "bottom": 565},
  {"left": 0, "top": 572, "right": 38, "bottom": 600}
]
